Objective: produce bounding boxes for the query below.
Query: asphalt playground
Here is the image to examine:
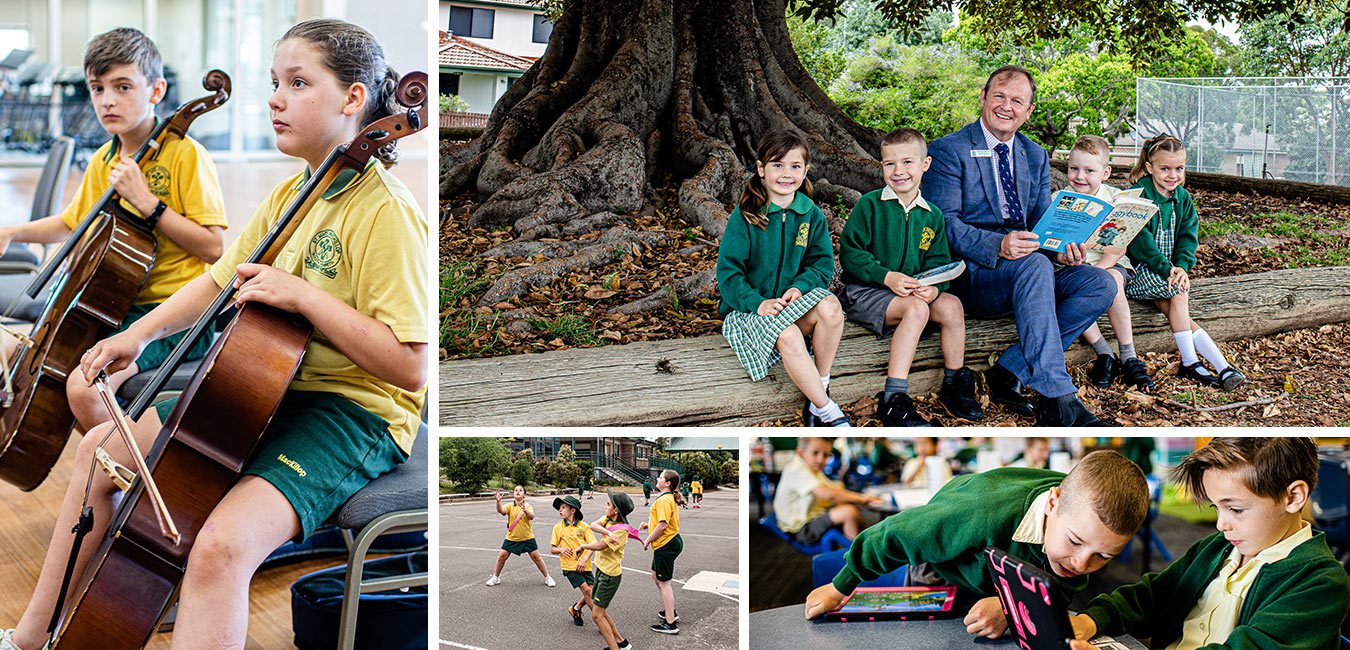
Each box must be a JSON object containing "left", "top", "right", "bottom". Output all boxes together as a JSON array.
[{"left": 440, "top": 487, "right": 741, "bottom": 650}]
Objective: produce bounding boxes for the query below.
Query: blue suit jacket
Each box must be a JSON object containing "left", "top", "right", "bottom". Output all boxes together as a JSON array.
[{"left": 927, "top": 120, "right": 1052, "bottom": 269}]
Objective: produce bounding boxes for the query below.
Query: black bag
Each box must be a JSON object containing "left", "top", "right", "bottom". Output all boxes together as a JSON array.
[{"left": 291, "top": 551, "right": 428, "bottom": 650}]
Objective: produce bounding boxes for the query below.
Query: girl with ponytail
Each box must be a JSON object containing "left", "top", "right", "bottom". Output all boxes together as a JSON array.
[{"left": 715, "top": 129, "right": 851, "bottom": 426}]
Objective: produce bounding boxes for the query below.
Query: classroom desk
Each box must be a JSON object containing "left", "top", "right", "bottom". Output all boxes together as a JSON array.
[
  {"left": 748, "top": 605, "right": 1149, "bottom": 650},
  {"left": 863, "top": 483, "right": 934, "bottom": 515}
]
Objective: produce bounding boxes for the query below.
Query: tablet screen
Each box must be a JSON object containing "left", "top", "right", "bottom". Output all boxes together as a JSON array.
[{"left": 833, "top": 586, "right": 957, "bottom": 614}]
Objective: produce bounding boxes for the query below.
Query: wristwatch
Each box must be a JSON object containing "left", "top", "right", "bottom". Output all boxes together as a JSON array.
[{"left": 145, "top": 200, "right": 168, "bottom": 229}]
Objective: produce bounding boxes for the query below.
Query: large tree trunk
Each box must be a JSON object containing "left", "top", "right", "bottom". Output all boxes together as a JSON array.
[
  {"left": 440, "top": 0, "right": 882, "bottom": 313},
  {"left": 439, "top": 266, "right": 1350, "bottom": 426}
]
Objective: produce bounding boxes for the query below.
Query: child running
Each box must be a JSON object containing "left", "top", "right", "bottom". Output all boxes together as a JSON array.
[
  {"left": 642, "top": 469, "right": 685, "bottom": 634},
  {"left": 1124, "top": 135, "right": 1245, "bottom": 391},
  {"left": 1067, "top": 135, "right": 1154, "bottom": 392},
  {"left": 488, "top": 485, "right": 556, "bottom": 587},
  {"left": 551, "top": 495, "right": 596, "bottom": 626},
  {"left": 715, "top": 129, "right": 849, "bottom": 426},
  {"left": 578, "top": 489, "right": 638, "bottom": 650}
]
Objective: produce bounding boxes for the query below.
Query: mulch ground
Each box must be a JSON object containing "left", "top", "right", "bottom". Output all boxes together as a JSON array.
[{"left": 441, "top": 185, "right": 1350, "bottom": 426}]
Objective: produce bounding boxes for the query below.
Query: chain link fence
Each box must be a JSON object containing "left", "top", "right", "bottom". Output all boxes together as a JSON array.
[{"left": 1136, "top": 77, "right": 1350, "bottom": 185}]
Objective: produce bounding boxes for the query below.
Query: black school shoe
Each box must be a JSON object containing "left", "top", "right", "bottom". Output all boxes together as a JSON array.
[
  {"left": 877, "top": 392, "right": 931, "bottom": 427},
  {"left": 651, "top": 621, "right": 680, "bottom": 634},
  {"left": 1089, "top": 354, "right": 1120, "bottom": 387},
  {"left": 1178, "top": 361, "right": 1222, "bottom": 388},
  {"left": 1120, "top": 358, "right": 1155, "bottom": 391},
  {"left": 938, "top": 368, "right": 983, "bottom": 421},
  {"left": 570, "top": 603, "right": 584, "bottom": 626},
  {"left": 1218, "top": 367, "right": 1246, "bottom": 391},
  {"left": 984, "top": 363, "right": 1035, "bottom": 416},
  {"left": 1036, "top": 393, "right": 1109, "bottom": 427}
]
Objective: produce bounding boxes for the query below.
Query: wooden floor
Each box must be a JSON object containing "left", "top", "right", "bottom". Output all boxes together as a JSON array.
[{"left": 0, "top": 436, "right": 348, "bottom": 649}]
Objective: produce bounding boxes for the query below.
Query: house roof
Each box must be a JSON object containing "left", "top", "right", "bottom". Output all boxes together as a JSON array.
[{"left": 438, "top": 30, "right": 535, "bottom": 73}]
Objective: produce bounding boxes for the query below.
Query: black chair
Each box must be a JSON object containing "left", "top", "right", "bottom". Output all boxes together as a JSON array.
[
  {"left": 1313, "top": 452, "right": 1350, "bottom": 564},
  {"left": 0, "top": 135, "right": 74, "bottom": 275}
]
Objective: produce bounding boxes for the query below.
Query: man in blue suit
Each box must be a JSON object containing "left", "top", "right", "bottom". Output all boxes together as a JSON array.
[{"left": 927, "top": 65, "right": 1114, "bottom": 426}]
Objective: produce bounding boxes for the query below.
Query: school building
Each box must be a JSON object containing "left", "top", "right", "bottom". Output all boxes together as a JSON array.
[
  {"left": 437, "top": 0, "right": 551, "bottom": 116},
  {"left": 510, "top": 436, "right": 675, "bottom": 483}
]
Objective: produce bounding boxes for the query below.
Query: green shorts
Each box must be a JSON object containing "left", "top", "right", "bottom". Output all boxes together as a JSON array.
[
  {"left": 592, "top": 569, "right": 622, "bottom": 608},
  {"left": 154, "top": 389, "right": 405, "bottom": 540},
  {"left": 501, "top": 538, "right": 538, "bottom": 555},
  {"left": 122, "top": 302, "right": 212, "bottom": 370},
  {"left": 564, "top": 569, "right": 595, "bottom": 589},
  {"left": 651, "top": 533, "right": 683, "bottom": 581}
]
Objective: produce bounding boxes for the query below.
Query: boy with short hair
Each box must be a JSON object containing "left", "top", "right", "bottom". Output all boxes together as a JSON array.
[
  {"left": 1067, "top": 135, "right": 1153, "bottom": 392},
  {"left": 839, "top": 127, "right": 981, "bottom": 427},
  {"left": 804, "top": 450, "right": 1149, "bottom": 641},
  {"left": 579, "top": 489, "right": 637, "bottom": 650},
  {"left": 1009, "top": 436, "right": 1051, "bottom": 469},
  {"left": 1069, "top": 438, "right": 1350, "bottom": 650},
  {"left": 551, "top": 495, "right": 598, "bottom": 627},
  {"left": 0, "top": 27, "right": 226, "bottom": 430},
  {"left": 776, "top": 437, "right": 881, "bottom": 543}
]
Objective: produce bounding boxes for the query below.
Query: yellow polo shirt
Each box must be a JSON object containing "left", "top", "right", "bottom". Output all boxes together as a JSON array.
[
  {"left": 60, "top": 132, "right": 227, "bottom": 304},
  {"left": 691, "top": 480, "right": 702, "bottom": 494},
  {"left": 1166, "top": 521, "right": 1314, "bottom": 650},
  {"left": 774, "top": 453, "right": 836, "bottom": 533},
  {"left": 551, "top": 518, "right": 596, "bottom": 572},
  {"left": 504, "top": 502, "right": 534, "bottom": 542},
  {"left": 649, "top": 492, "right": 681, "bottom": 550},
  {"left": 209, "top": 160, "right": 429, "bottom": 453},
  {"left": 595, "top": 517, "right": 629, "bottom": 577}
]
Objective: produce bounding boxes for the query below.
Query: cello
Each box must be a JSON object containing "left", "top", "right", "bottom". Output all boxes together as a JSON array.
[
  {"left": 46, "top": 70, "right": 426, "bottom": 650},
  {"left": 0, "top": 70, "right": 231, "bottom": 491}
]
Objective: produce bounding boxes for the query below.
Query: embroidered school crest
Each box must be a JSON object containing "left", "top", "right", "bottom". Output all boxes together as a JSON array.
[
  {"left": 795, "top": 223, "right": 810, "bottom": 247},
  {"left": 919, "top": 227, "right": 935, "bottom": 251},
  {"left": 304, "top": 229, "right": 343, "bottom": 279},
  {"left": 145, "top": 165, "right": 170, "bottom": 197}
]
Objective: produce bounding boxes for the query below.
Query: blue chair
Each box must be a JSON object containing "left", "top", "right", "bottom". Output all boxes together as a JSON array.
[
  {"left": 1121, "top": 475, "right": 1172, "bottom": 571},
  {"left": 758, "top": 512, "right": 850, "bottom": 554},
  {"left": 1313, "top": 454, "right": 1350, "bottom": 558},
  {"left": 810, "top": 548, "right": 908, "bottom": 589}
]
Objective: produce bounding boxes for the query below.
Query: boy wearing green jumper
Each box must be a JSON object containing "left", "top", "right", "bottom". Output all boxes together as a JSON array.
[
  {"left": 804, "top": 451, "right": 1149, "bottom": 641},
  {"left": 578, "top": 489, "right": 636, "bottom": 650},
  {"left": 1069, "top": 437, "right": 1350, "bottom": 650},
  {"left": 840, "top": 128, "right": 981, "bottom": 426},
  {"left": 551, "top": 495, "right": 598, "bottom": 626}
]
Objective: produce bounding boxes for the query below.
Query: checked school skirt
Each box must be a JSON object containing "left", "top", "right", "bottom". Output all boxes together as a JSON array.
[
  {"left": 1126, "top": 215, "right": 1182, "bottom": 300},
  {"left": 722, "top": 287, "right": 833, "bottom": 381}
]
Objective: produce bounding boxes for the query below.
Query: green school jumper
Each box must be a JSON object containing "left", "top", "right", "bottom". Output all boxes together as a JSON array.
[
  {"left": 840, "top": 188, "right": 953, "bottom": 292},
  {"left": 1082, "top": 530, "right": 1350, "bottom": 650},
  {"left": 831, "top": 468, "right": 1088, "bottom": 597}
]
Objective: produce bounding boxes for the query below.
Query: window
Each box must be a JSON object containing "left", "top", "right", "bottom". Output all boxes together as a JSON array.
[
  {"left": 441, "top": 73, "right": 460, "bottom": 95},
  {"left": 532, "top": 14, "right": 553, "bottom": 43},
  {"left": 449, "top": 6, "right": 494, "bottom": 39}
]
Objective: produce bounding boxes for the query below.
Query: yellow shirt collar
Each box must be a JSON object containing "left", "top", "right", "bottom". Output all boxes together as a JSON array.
[
  {"left": 880, "top": 185, "right": 931, "bottom": 212},
  {"left": 1011, "top": 490, "right": 1052, "bottom": 545}
]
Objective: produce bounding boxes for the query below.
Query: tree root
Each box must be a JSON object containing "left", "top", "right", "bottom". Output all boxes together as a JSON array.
[
  {"left": 476, "top": 226, "right": 673, "bottom": 306},
  {"left": 611, "top": 268, "right": 717, "bottom": 314}
]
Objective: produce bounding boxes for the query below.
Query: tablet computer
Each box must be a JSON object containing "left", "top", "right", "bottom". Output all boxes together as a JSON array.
[
  {"left": 984, "top": 546, "right": 1074, "bottom": 650},
  {"left": 819, "top": 586, "right": 959, "bottom": 622}
]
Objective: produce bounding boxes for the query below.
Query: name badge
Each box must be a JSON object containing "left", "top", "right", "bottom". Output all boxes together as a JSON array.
[{"left": 970, "top": 149, "right": 993, "bottom": 158}]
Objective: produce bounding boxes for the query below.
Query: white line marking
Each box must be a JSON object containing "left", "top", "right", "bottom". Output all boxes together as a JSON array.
[{"left": 441, "top": 641, "right": 491, "bottom": 650}]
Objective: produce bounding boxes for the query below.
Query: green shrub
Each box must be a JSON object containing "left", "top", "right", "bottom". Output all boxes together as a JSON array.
[{"left": 440, "top": 437, "right": 510, "bottom": 493}]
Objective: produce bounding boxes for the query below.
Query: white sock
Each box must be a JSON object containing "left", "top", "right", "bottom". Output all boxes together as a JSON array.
[
  {"left": 809, "top": 399, "right": 846, "bottom": 423},
  {"left": 1173, "top": 330, "right": 1204, "bottom": 369},
  {"left": 1192, "top": 328, "right": 1230, "bottom": 373},
  {"left": 820, "top": 375, "right": 830, "bottom": 393}
]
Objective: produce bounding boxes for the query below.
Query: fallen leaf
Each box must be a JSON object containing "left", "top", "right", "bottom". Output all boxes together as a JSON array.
[{"left": 584, "top": 286, "right": 617, "bottom": 300}]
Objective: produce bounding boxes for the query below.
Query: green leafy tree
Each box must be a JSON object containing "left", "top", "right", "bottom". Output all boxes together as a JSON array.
[
  {"left": 510, "top": 458, "right": 535, "bottom": 487},
  {"left": 720, "top": 458, "right": 740, "bottom": 485},
  {"left": 439, "top": 93, "right": 470, "bottom": 113},
  {"left": 1025, "top": 50, "right": 1135, "bottom": 153},
  {"left": 554, "top": 461, "right": 582, "bottom": 489},
  {"left": 557, "top": 444, "right": 578, "bottom": 465},
  {"left": 534, "top": 459, "right": 557, "bottom": 485},
  {"left": 515, "top": 448, "right": 535, "bottom": 465},
  {"left": 788, "top": 10, "right": 849, "bottom": 90},
  {"left": 679, "top": 452, "right": 721, "bottom": 487},
  {"left": 829, "top": 37, "right": 985, "bottom": 141},
  {"left": 440, "top": 437, "right": 510, "bottom": 493}
]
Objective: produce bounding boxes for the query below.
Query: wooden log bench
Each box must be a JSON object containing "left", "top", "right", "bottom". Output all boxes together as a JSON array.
[{"left": 439, "top": 266, "right": 1350, "bottom": 426}]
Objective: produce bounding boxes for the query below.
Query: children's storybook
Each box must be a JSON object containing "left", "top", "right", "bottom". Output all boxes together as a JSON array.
[
  {"left": 913, "top": 260, "right": 965, "bottom": 286},
  {"left": 1031, "top": 188, "right": 1157, "bottom": 255}
]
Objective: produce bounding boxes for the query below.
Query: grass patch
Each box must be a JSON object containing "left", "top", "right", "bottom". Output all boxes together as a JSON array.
[
  {"left": 441, "top": 259, "right": 499, "bottom": 306},
  {"left": 528, "top": 311, "right": 602, "bottom": 347},
  {"left": 440, "top": 259, "right": 512, "bottom": 357}
]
